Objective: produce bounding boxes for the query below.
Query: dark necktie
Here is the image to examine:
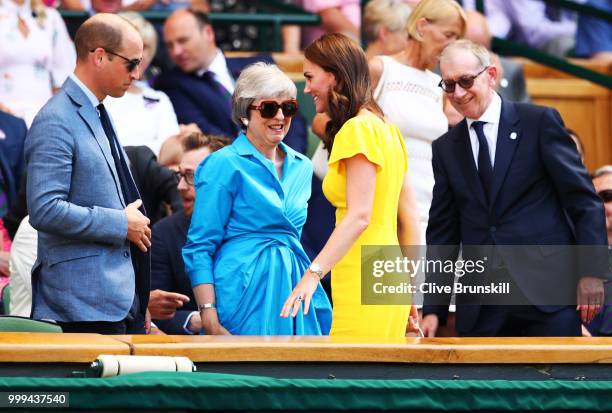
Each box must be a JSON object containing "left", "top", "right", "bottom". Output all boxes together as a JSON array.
[
  {"left": 472, "top": 121, "right": 493, "bottom": 202},
  {"left": 201, "top": 71, "right": 232, "bottom": 110},
  {"left": 97, "top": 103, "right": 146, "bottom": 303},
  {"left": 97, "top": 103, "right": 140, "bottom": 207}
]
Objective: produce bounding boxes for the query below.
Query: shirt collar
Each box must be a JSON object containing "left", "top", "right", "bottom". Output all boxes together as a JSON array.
[
  {"left": 69, "top": 73, "right": 100, "bottom": 108},
  {"left": 195, "top": 48, "right": 225, "bottom": 78},
  {"left": 466, "top": 92, "right": 502, "bottom": 129},
  {"left": 233, "top": 132, "right": 296, "bottom": 160}
]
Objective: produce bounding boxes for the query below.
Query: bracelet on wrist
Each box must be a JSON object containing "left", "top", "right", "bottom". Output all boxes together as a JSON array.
[
  {"left": 308, "top": 262, "right": 324, "bottom": 280},
  {"left": 198, "top": 302, "right": 216, "bottom": 311}
]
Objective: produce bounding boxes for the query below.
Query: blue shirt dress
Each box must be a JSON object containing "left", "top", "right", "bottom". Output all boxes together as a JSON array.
[{"left": 183, "top": 133, "right": 332, "bottom": 335}]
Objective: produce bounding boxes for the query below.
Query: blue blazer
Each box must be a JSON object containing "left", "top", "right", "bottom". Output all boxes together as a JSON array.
[
  {"left": 0, "top": 111, "right": 27, "bottom": 211},
  {"left": 25, "top": 77, "right": 150, "bottom": 322},
  {"left": 422, "top": 99, "right": 608, "bottom": 333},
  {"left": 154, "top": 54, "right": 307, "bottom": 154},
  {"left": 151, "top": 210, "right": 197, "bottom": 334}
]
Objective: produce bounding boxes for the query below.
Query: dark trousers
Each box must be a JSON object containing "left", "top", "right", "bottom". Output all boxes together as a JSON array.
[
  {"left": 57, "top": 294, "right": 145, "bottom": 334},
  {"left": 461, "top": 305, "right": 581, "bottom": 337},
  {"left": 459, "top": 266, "right": 581, "bottom": 337}
]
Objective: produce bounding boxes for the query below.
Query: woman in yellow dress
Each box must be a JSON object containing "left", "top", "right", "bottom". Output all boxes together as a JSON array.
[{"left": 281, "top": 33, "right": 421, "bottom": 337}]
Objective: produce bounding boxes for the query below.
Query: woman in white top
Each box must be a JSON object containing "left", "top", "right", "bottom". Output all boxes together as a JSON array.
[
  {"left": 0, "top": 0, "right": 75, "bottom": 126},
  {"left": 370, "top": 0, "right": 466, "bottom": 239},
  {"left": 104, "top": 11, "right": 180, "bottom": 156},
  {"left": 363, "top": 0, "right": 413, "bottom": 60}
]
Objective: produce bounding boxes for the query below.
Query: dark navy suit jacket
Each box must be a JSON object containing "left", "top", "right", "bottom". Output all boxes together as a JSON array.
[
  {"left": 151, "top": 210, "right": 197, "bottom": 334},
  {"left": 154, "top": 55, "right": 307, "bottom": 154},
  {"left": 0, "top": 111, "right": 27, "bottom": 213},
  {"left": 422, "top": 98, "right": 608, "bottom": 334}
]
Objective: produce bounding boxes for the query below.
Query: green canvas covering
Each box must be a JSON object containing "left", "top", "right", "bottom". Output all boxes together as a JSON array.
[{"left": 1, "top": 371, "right": 611, "bottom": 410}]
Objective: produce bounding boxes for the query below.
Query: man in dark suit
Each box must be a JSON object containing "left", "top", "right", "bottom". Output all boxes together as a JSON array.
[
  {"left": 154, "top": 9, "right": 307, "bottom": 154},
  {"left": 421, "top": 40, "right": 608, "bottom": 337},
  {"left": 124, "top": 146, "right": 182, "bottom": 225},
  {"left": 149, "top": 133, "right": 230, "bottom": 334}
]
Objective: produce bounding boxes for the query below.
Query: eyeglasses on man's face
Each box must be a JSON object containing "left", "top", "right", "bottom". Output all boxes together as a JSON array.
[
  {"left": 90, "top": 48, "right": 142, "bottom": 73},
  {"left": 249, "top": 100, "right": 299, "bottom": 119},
  {"left": 174, "top": 171, "right": 195, "bottom": 186},
  {"left": 598, "top": 189, "right": 612, "bottom": 203},
  {"left": 438, "top": 66, "right": 489, "bottom": 93}
]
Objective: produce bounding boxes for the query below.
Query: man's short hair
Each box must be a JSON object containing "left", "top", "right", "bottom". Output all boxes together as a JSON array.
[
  {"left": 592, "top": 165, "right": 612, "bottom": 179},
  {"left": 440, "top": 39, "right": 491, "bottom": 69},
  {"left": 182, "top": 132, "right": 231, "bottom": 153},
  {"left": 185, "top": 8, "right": 212, "bottom": 30},
  {"left": 74, "top": 15, "right": 124, "bottom": 62}
]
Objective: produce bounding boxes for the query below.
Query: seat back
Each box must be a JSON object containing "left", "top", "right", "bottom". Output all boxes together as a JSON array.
[{"left": 0, "top": 316, "right": 62, "bottom": 333}]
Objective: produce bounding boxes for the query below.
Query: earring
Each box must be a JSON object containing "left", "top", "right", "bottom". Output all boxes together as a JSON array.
[{"left": 242, "top": 118, "right": 249, "bottom": 127}]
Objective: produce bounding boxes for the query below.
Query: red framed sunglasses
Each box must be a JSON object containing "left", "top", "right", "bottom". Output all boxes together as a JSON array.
[{"left": 249, "top": 100, "right": 299, "bottom": 118}]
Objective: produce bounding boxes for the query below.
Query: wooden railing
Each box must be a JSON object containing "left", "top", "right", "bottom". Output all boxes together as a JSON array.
[{"left": 3, "top": 333, "right": 612, "bottom": 364}]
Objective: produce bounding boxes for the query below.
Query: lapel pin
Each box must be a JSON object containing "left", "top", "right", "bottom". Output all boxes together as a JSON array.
[
  {"left": 0, "top": 129, "right": 5, "bottom": 140},
  {"left": 509, "top": 132, "right": 517, "bottom": 140}
]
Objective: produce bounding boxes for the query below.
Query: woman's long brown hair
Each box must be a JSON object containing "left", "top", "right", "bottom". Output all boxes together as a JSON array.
[{"left": 304, "top": 33, "right": 384, "bottom": 152}]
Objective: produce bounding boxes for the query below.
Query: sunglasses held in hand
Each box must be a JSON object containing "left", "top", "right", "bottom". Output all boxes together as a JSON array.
[{"left": 249, "top": 100, "right": 299, "bottom": 118}]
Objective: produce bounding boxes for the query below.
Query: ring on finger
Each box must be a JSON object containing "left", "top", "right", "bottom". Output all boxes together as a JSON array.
[{"left": 296, "top": 295, "right": 303, "bottom": 302}]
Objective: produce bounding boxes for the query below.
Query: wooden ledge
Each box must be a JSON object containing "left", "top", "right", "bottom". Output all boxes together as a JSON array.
[
  {"left": 112, "top": 335, "right": 612, "bottom": 364},
  {"left": 0, "top": 333, "right": 130, "bottom": 362},
  {"left": 2, "top": 333, "right": 611, "bottom": 364}
]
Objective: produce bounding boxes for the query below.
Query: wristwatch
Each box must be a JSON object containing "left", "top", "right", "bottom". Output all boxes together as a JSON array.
[
  {"left": 198, "top": 303, "right": 216, "bottom": 311},
  {"left": 308, "top": 262, "right": 324, "bottom": 280}
]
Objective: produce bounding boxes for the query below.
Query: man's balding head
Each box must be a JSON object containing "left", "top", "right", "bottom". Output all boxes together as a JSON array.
[
  {"left": 75, "top": 13, "right": 139, "bottom": 62},
  {"left": 73, "top": 13, "right": 143, "bottom": 101}
]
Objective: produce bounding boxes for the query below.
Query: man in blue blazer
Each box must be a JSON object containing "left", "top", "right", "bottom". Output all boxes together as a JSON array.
[
  {"left": 25, "top": 14, "right": 152, "bottom": 334},
  {"left": 154, "top": 9, "right": 307, "bottom": 154},
  {"left": 421, "top": 40, "right": 608, "bottom": 337}
]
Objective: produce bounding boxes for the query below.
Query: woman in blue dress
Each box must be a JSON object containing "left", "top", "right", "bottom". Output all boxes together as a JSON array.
[{"left": 183, "top": 62, "right": 332, "bottom": 335}]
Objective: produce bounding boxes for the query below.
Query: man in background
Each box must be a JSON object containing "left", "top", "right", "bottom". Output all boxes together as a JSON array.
[
  {"left": 155, "top": 9, "right": 307, "bottom": 154},
  {"left": 149, "top": 133, "right": 230, "bottom": 334}
]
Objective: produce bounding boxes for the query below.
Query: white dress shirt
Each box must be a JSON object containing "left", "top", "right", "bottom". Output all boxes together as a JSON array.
[
  {"left": 104, "top": 81, "right": 180, "bottom": 156},
  {"left": 196, "top": 49, "right": 235, "bottom": 95},
  {"left": 466, "top": 92, "right": 502, "bottom": 169},
  {"left": 9, "top": 217, "right": 37, "bottom": 317}
]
